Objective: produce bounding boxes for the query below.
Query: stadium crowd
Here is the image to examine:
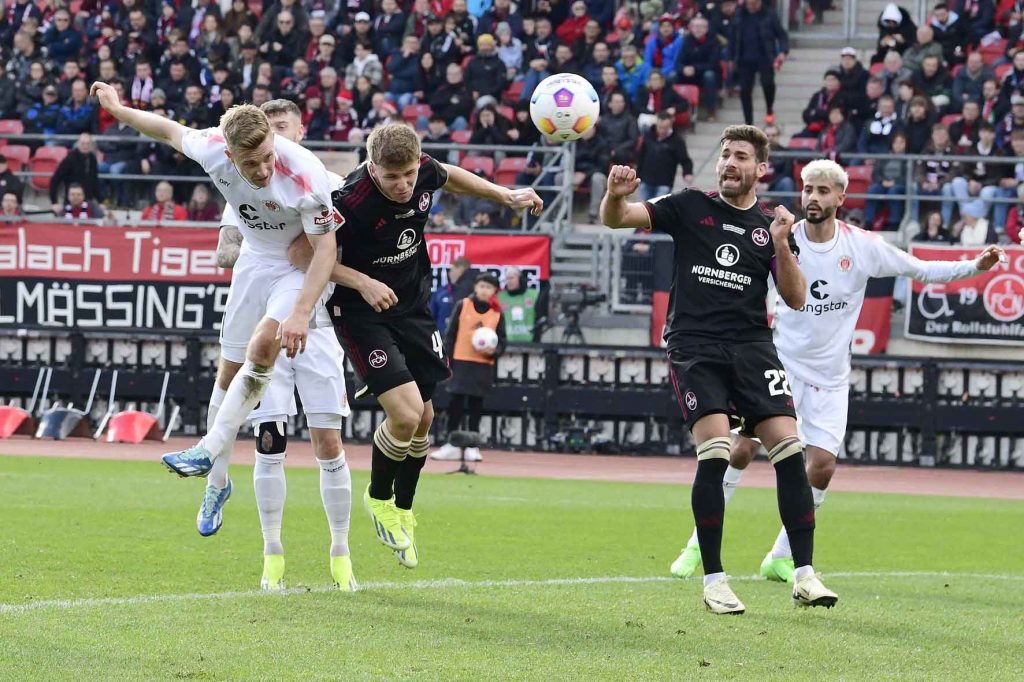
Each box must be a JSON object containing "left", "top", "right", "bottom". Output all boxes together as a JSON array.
[{"left": 0, "top": 0, "right": 1021, "bottom": 241}]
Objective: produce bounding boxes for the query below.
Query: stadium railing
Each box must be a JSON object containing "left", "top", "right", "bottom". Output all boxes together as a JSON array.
[{"left": 1, "top": 330, "right": 1022, "bottom": 468}]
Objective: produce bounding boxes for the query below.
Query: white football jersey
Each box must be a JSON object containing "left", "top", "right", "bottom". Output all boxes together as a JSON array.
[
  {"left": 774, "top": 220, "right": 980, "bottom": 389},
  {"left": 182, "top": 128, "right": 338, "bottom": 260}
]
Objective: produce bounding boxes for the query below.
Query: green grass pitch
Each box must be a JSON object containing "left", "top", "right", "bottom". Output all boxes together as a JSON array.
[{"left": 1, "top": 455, "right": 1022, "bottom": 680}]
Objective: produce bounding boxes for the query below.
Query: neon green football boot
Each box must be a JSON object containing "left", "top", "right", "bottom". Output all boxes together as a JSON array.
[
  {"left": 363, "top": 485, "right": 411, "bottom": 551},
  {"left": 330, "top": 555, "right": 358, "bottom": 592},
  {"left": 670, "top": 542, "right": 702, "bottom": 578},
  {"left": 394, "top": 508, "right": 418, "bottom": 569},
  {"left": 760, "top": 551, "right": 796, "bottom": 583},
  {"left": 260, "top": 554, "right": 285, "bottom": 591}
]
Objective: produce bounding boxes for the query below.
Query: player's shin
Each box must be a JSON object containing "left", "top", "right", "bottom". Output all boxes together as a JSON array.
[
  {"left": 394, "top": 436, "right": 429, "bottom": 510},
  {"left": 205, "top": 385, "right": 237, "bottom": 489},
  {"left": 691, "top": 437, "right": 731, "bottom": 580},
  {"left": 768, "top": 437, "right": 815, "bottom": 571},
  {"left": 368, "top": 421, "right": 411, "bottom": 500},
  {"left": 318, "top": 450, "right": 352, "bottom": 558},
  {"left": 201, "top": 361, "right": 273, "bottom": 457},
  {"left": 254, "top": 422, "right": 287, "bottom": 556}
]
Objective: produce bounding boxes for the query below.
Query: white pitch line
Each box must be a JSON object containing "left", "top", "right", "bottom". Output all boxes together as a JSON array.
[{"left": 1, "top": 571, "right": 1022, "bottom": 616}]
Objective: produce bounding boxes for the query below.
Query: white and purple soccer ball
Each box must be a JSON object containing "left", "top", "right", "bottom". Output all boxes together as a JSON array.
[
  {"left": 529, "top": 73, "right": 600, "bottom": 142},
  {"left": 471, "top": 326, "right": 499, "bottom": 353}
]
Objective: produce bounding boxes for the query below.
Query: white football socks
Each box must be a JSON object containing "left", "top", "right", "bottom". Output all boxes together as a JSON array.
[
  {"left": 704, "top": 571, "right": 726, "bottom": 588},
  {"left": 687, "top": 465, "right": 746, "bottom": 549},
  {"left": 318, "top": 453, "right": 352, "bottom": 558},
  {"left": 771, "top": 486, "right": 827, "bottom": 560},
  {"left": 200, "top": 360, "right": 272, "bottom": 460},
  {"left": 254, "top": 451, "right": 286, "bottom": 556},
  {"left": 205, "top": 384, "right": 236, "bottom": 489}
]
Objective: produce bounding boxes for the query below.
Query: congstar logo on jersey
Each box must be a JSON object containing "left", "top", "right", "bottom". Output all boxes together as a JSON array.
[
  {"left": 238, "top": 204, "right": 286, "bottom": 230},
  {"left": 801, "top": 279, "right": 849, "bottom": 314}
]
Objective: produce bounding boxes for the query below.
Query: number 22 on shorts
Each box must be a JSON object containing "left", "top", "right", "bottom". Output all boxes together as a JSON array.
[{"left": 764, "top": 369, "right": 792, "bottom": 396}]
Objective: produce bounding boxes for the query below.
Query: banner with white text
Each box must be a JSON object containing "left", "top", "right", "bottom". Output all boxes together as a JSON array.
[{"left": 905, "top": 245, "right": 1024, "bottom": 345}]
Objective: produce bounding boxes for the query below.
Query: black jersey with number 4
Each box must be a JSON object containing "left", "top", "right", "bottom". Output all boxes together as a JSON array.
[
  {"left": 328, "top": 154, "right": 449, "bottom": 318},
  {"left": 644, "top": 188, "right": 790, "bottom": 348}
]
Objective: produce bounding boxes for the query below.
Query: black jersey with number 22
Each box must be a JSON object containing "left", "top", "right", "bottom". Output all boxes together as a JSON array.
[
  {"left": 643, "top": 189, "right": 786, "bottom": 348},
  {"left": 328, "top": 154, "right": 449, "bottom": 318}
]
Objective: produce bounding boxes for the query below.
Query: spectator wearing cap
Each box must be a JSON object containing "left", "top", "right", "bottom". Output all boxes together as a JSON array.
[
  {"left": 23, "top": 84, "right": 62, "bottom": 140},
  {"left": 478, "top": 0, "right": 523, "bottom": 40},
  {"left": 912, "top": 54, "right": 953, "bottom": 114},
  {"left": 142, "top": 181, "right": 188, "bottom": 223},
  {"left": 339, "top": 11, "right": 374, "bottom": 65},
  {"left": 373, "top": 0, "right": 406, "bottom": 56},
  {"left": 424, "top": 14, "right": 460, "bottom": 68},
  {"left": 50, "top": 134, "right": 100, "bottom": 211},
  {"left": 388, "top": 34, "right": 425, "bottom": 110},
  {"left": 955, "top": 0, "right": 996, "bottom": 44},
  {"left": 429, "top": 61, "right": 473, "bottom": 130},
  {"left": 56, "top": 79, "right": 97, "bottom": 137},
  {"left": 644, "top": 14, "right": 683, "bottom": 83},
  {"left": 467, "top": 33, "right": 508, "bottom": 101},
  {"left": 0, "top": 157, "right": 24, "bottom": 203},
  {"left": 871, "top": 2, "right": 917, "bottom": 64},
  {"left": 344, "top": 40, "right": 384, "bottom": 90},
  {"left": 422, "top": 114, "right": 458, "bottom": 163},
  {"left": 310, "top": 31, "right": 341, "bottom": 74},
  {"left": 796, "top": 69, "right": 845, "bottom": 138},
  {"left": 42, "top": 9, "right": 81, "bottom": 64},
  {"left": 332, "top": 91, "right": 358, "bottom": 141},
  {"left": 930, "top": 3, "right": 968, "bottom": 65},
  {"left": 995, "top": 93, "right": 1024, "bottom": 150},
  {"left": 837, "top": 46, "right": 869, "bottom": 94},
  {"left": 952, "top": 51, "right": 994, "bottom": 112},
  {"left": 1, "top": 192, "right": 21, "bottom": 218},
  {"left": 816, "top": 104, "right": 857, "bottom": 157},
  {"left": 675, "top": 16, "right": 720, "bottom": 118},
  {"left": 495, "top": 22, "right": 524, "bottom": 79}
]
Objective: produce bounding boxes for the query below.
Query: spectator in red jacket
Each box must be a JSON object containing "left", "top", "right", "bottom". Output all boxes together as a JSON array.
[
  {"left": 555, "top": 1, "right": 590, "bottom": 45},
  {"left": 142, "top": 181, "right": 188, "bottom": 223}
]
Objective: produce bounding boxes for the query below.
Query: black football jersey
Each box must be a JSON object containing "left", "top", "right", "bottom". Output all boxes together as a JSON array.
[
  {"left": 329, "top": 154, "right": 449, "bottom": 317},
  {"left": 644, "top": 188, "right": 790, "bottom": 348}
]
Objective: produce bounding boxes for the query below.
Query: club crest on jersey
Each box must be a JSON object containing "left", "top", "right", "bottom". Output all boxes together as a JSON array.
[
  {"left": 418, "top": 192, "right": 431, "bottom": 212},
  {"left": 715, "top": 244, "right": 740, "bottom": 267},
  {"left": 263, "top": 200, "right": 280, "bottom": 212},
  {"left": 684, "top": 391, "right": 698, "bottom": 411},
  {"left": 838, "top": 255, "right": 853, "bottom": 272},
  {"left": 313, "top": 206, "right": 332, "bottom": 227},
  {"left": 752, "top": 228, "right": 770, "bottom": 247},
  {"left": 369, "top": 349, "right": 388, "bottom": 369},
  {"left": 397, "top": 228, "right": 417, "bottom": 250}
]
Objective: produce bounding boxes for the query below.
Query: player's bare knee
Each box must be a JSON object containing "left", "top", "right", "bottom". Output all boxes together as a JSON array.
[
  {"left": 806, "top": 451, "right": 836, "bottom": 488},
  {"left": 257, "top": 421, "right": 287, "bottom": 455},
  {"left": 311, "top": 428, "right": 343, "bottom": 461},
  {"left": 387, "top": 403, "right": 423, "bottom": 441},
  {"left": 729, "top": 436, "right": 758, "bottom": 469},
  {"left": 216, "top": 358, "right": 243, "bottom": 390},
  {"left": 247, "top": 325, "right": 282, "bottom": 366}
]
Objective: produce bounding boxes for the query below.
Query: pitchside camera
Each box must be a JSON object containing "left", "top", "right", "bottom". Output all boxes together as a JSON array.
[{"left": 559, "top": 286, "right": 607, "bottom": 315}]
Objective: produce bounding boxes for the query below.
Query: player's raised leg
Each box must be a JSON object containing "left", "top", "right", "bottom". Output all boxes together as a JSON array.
[
  {"left": 392, "top": 400, "right": 434, "bottom": 568},
  {"left": 671, "top": 435, "right": 757, "bottom": 578},
  {"left": 195, "top": 357, "right": 244, "bottom": 536}
]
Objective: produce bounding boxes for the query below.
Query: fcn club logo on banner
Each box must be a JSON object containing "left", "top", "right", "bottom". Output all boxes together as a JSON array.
[{"left": 906, "top": 245, "right": 1024, "bottom": 345}]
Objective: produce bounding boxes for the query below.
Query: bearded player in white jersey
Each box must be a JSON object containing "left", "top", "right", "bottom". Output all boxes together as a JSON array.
[
  {"left": 89, "top": 83, "right": 340, "bottom": 541},
  {"left": 207, "top": 99, "right": 354, "bottom": 591},
  {"left": 671, "top": 159, "right": 1006, "bottom": 581}
]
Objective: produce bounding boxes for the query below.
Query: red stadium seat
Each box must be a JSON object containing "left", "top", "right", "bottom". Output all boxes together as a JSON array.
[
  {"left": 460, "top": 155, "right": 495, "bottom": 179},
  {"left": 870, "top": 62, "right": 885, "bottom": 76},
  {"left": 495, "top": 156, "right": 526, "bottom": 186},
  {"left": 1, "top": 144, "right": 30, "bottom": 172},
  {"left": 402, "top": 103, "right": 432, "bottom": 126},
  {"left": 844, "top": 164, "right": 873, "bottom": 209},
  {"left": 451, "top": 130, "right": 471, "bottom": 145},
  {"left": 672, "top": 84, "right": 700, "bottom": 111},
  {"left": 995, "top": 62, "right": 1013, "bottom": 81},
  {"left": 941, "top": 113, "right": 961, "bottom": 127},
  {"left": 0, "top": 406, "right": 34, "bottom": 439},
  {"left": 0, "top": 119, "right": 24, "bottom": 136},
  {"left": 30, "top": 146, "right": 68, "bottom": 191},
  {"left": 104, "top": 411, "right": 160, "bottom": 444},
  {"left": 503, "top": 80, "right": 525, "bottom": 104},
  {"left": 786, "top": 137, "right": 818, "bottom": 150},
  {"left": 496, "top": 104, "right": 515, "bottom": 122},
  {"left": 978, "top": 39, "right": 1007, "bottom": 65}
]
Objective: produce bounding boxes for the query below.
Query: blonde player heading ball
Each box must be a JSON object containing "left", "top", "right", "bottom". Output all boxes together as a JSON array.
[
  {"left": 89, "top": 83, "right": 340, "bottom": 518},
  {"left": 670, "top": 159, "right": 1006, "bottom": 582},
  {"left": 210, "top": 99, "right": 355, "bottom": 592}
]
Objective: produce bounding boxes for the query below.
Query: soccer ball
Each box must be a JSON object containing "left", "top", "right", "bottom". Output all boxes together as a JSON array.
[
  {"left": 471, "top": 326, "right": 499, "bottom": 353},
  {"left": 529, "top": 74, "right": 600, "bottom": 142}
]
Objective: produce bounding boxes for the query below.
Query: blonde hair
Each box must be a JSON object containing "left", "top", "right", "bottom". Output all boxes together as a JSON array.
[
  {"left": 801, "top": 159, "right": 849, "bottom": 192},
  {"left": 219, "top": 104, "right": 271, "bottom": 153},
  {"left": 367, "top": 122, "right": 421, "bottom": 169}
]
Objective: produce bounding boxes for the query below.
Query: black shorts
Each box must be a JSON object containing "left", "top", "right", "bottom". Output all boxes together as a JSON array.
[
  {"left": 334, "top": 307, "right": 451, "bottom": 402},
  {"left": 668, "top": 341, "right": 796, "bottom": 432}
]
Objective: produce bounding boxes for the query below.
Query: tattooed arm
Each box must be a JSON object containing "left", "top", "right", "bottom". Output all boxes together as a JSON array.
[{"left": 216, "top": 225, "right": 243, "bottom": 268}]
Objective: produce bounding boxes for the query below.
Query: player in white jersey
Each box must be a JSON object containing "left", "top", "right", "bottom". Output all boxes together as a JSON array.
[
  {"left": 670, "top": 159, "right": 1006, "bottom": 581},
  {"left": 202, "top": 100, "right": 354, "bottom": 591},
  {"left": 89, "top": 83, "right": 340, "bottom": 530}
]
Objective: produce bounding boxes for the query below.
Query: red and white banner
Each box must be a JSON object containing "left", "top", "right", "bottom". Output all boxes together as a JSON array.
[
  {"left": 906, "top": 245, "right": 1024, "bottom": 345},
  {"left": 0, "top": 223, "right": 551, "bottom": 333},
  {"left": 851, "top": 277, "right": 894, "bottom": 354}
]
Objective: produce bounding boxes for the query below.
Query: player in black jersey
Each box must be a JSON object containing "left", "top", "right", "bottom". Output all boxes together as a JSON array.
[
  {"left": 600, "top": 125, "right": 838, "bottom": 614},
  {"left": 290, "top": 123, "right": 542, "bottom": 568}
]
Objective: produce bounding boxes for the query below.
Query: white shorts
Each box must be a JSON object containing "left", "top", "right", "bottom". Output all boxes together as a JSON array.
[
  {"left": 791, "top": 376, "right": 848, "bottom": 456},
  {"left": 248, "top": 325, "right": 351, "bottom": 429},
  {"left": 219, "top": 251, "right": 307, "bottom": 364}
]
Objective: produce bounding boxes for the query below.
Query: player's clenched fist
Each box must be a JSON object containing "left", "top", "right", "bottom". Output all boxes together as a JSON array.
[
  {"left": 606, "top": 165, "right": 640, "bottom": 198},
  {"left": 975, "top": 245, "right": 1007, "bottom": 271},
  {"left": 769, "top": 205, "right": 795, "bottom": 243},
  {"left": 90, "top": 81, "right": 123, "bottom": 114},
  {"left": 359, "top": 276, "right": 399, "bottom": 313}
]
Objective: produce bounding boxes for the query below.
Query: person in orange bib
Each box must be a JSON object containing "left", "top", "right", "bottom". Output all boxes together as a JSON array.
[{"left": 431, "top": 273, "right": 507, "bottom": 463}]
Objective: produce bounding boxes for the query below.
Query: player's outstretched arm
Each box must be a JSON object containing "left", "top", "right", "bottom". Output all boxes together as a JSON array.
[
  {"left": 288, "top": 235, "right": 398, "bottom": 313},
  {"left": 441, "top": 163, "right": 544, "bottom": 216},
  {"left": 600, "top": 165, "right": 651, "bottom": 229},
  {"left": 279, "top": 230, "right": 337, "bottom": 357},
  {"left": 90, "top": 81, "right": 188, "bottom": 152},
  {"left": 876, "top": 241, "right": 1007, "bottom": 282},
  {"left": 769, "top": 205, "right": 806, "bottom": 310}
]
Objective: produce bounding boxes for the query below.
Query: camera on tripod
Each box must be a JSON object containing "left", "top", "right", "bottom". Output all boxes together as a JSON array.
[{"left": 554, "top": 285, "right": 607, "bottom": 344}]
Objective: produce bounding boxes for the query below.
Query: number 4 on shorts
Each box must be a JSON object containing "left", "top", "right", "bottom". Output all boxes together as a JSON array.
[{"left": 431, "top": 331, "right": 443, "bottom": 358}]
